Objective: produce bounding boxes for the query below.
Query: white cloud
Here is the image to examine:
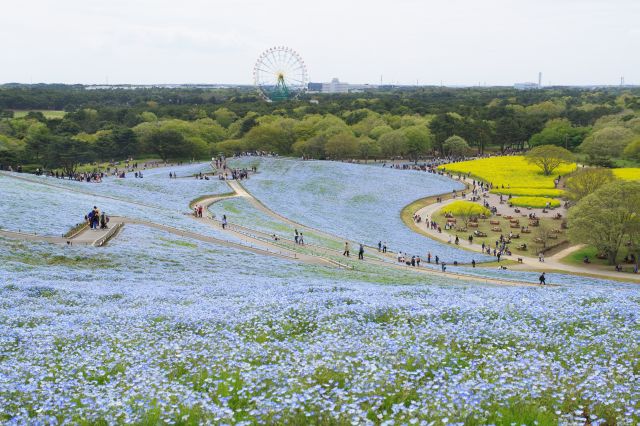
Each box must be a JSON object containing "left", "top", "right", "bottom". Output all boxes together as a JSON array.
[{"left": 0, "top": 0, "right": 638, "bottom": 85}]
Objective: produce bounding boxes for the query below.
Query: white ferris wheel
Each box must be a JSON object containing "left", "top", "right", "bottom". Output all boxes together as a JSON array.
[{"left": 253, "top": 46, "right": 308, "bottom": 102}]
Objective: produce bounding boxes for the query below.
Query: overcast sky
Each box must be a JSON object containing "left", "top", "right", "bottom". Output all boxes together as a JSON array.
[{"left": 1, "top": 0, "right": 638, "bottom": 86}]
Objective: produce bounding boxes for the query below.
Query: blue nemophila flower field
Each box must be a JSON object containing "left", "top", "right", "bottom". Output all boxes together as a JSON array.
[
  {"left": 0, "top": 168, "right": 240, "bottom": 242},
  {"left": 0, "top": 225, "right": 638, "bottom": 424},
  {"left": 0, "top": 160, "right": 639, "bottom": 424},
  {"left": 228, "top": 157, "right": 492, "bottom": 263}
]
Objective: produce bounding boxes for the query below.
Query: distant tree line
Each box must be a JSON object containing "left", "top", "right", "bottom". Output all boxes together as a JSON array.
[{"left": 1, "top": 85, "right": 639, "bottom": 172}]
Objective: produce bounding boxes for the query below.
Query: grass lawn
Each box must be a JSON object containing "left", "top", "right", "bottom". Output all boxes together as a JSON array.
[
  {"left": 12, "top": 110, "right": 66, "bottom": 119},
  {"left": 74, "top": 157, "right": 162, "bottom": 173},
  {"left": 561, "top": 245, "right": 638, "bottom": 271},
  {"left": 432, "top": 209, "right": 567, "bottom": 256}
]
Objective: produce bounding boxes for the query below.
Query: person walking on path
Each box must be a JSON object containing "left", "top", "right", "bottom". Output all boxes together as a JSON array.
[
  {"left": 343, "top": 242, "right": 350, "bottom": 257},
  {"left": 358, "top": 244, "right": 364, "bottom": 260},
  {"left": 382, "top": 242, "right": 387, "bottom": 253},
  {"left": 294, "top": 229, "right": 299, "bottom": 244},
  {"left": 221, "top": 215, "right": 228, "bottom": 230},
  {"left": 299, "top": 232, "right": 304, "bottom": 245},
  {"left": 539, "top": 272, "right": 547, "bottom": 285},
  {"left": 539, "top": 252, "right": 545, "bottom": 263},
  {"left": 378, "top": 241, "right": 382, "bottom": 252}
]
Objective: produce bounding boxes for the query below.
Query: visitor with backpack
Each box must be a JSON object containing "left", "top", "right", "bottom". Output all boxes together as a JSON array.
[{"left": 539, "top": 272, "right": 546, "bottom": 285}]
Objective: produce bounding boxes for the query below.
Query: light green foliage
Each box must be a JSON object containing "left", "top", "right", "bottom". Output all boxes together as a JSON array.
[
  {"left": 565, "top": 168, "right": 617, "bottom": 201},
  {"left": 378, "top": 129, "right": 408, "bottom": 158},
  {"left": 403, "top": 125, "right": 432, "bottom": 160},
  {"left": 623, "top": 137, "right": 640, "bottom": 161},
  {"left": 243, "top": 119, "right": 297, "bottom": 154},
  {"left": 443, "top": 135, "right": 469, "bottom": 157},
  {"left": 579, "top": 126, "right": 636, "bottom": 165},
  {"left": 133, "top": 118, "right": 225, "bottom": 160},
  {"left": 529, "top": 118, "right": 590, "bottom": 150},
  {"left": 324, "top": 132, "right": 359, "bottom": 159},
  {"left": 140, "top": 111, "right": 158, "bottom": 122},
  {"left": 369, "top": 124, "right": 393, "bottom": 140},
  {"left": 568, "top": 180, "right": 640, "bottom": 264},
  {"left": 357, "top": 136, "right": 380, "bottom": 162}
]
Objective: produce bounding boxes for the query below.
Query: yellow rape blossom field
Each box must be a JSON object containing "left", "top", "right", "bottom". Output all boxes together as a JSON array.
[
  {"left": 437, "top": 200, "right": 491, "bottom": 217},
  {"left": 438, "top": 156, "right": 576, "bottom": 189},
  {"left": 613, "top": 168, "right": 640, "bottom": 181},
  {"left": 489, "top": 187, "right": 565, "bottom": 197},
  {"left": 509, "top": 196, "right": 562, "bottom": 209}
]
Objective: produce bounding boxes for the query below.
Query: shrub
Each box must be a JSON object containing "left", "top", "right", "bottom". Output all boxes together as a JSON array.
[{"left": 438, "top": 201, "right": 490, "bottom": 217}]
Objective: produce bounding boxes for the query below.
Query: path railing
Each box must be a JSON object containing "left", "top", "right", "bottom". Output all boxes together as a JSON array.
[{"left": 93, "top": 223, "right": 123, "bottom": 247}]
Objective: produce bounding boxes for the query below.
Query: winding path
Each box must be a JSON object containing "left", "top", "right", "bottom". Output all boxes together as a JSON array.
[
  {"left": 409, "top": 184, "right": 640, "bottom": 283},
  {"left": 4, "top": 165, "right": 634, "bottom": 285}
]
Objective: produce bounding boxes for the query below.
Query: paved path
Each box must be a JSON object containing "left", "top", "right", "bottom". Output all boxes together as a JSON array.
[
  {"left": 0, "top": 218, "right": 125, "bottom": 247},
  {"left": 214, "top": 180, "right": 551, "bottom": 287},
  {"left": 4, "top": 166, "right": 635, "bottom": 285}
]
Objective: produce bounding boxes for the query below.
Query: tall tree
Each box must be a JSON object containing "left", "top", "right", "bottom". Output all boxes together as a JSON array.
[
  {"left": 525, "top": 145, "right": 574, "bottom": 176},
  {"left": 565, "top": 168, "right": 616, "bottom": 202},
  {"left": 568, "top": 181, "right": 640, "bottom": 265}
]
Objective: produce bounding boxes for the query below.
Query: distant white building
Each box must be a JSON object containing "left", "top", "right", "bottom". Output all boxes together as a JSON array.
[
  {"left": 322, "top": 78, "right": 350, "bottom": 93},
  {"left": 514, "top": 82, "right": 540, "bottom": 90}
]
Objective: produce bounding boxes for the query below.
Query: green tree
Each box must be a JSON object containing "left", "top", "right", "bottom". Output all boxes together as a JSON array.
[
  {"left": 529, "top": 119, "right": 590, "bottom": 150},
  {"left": 292, "top": 135, "right": 327, "bottom": 159},
  {"left": 429, "top": 113, "right": 461, "bottom": 154},
  {"left": 525, "top": 145, "right": 574, "bottom": 176},
  {"left": 324, "top": 133, "right": 359, "bottom": 159},
  {"left": 214, "top": 139, "right": 247, "bottom": 156},
  {"left": 403, "top": 125, "right": 432, "bottom": 161},
  {"left": 24, "top": 122, "right": 51, "bottom": 166},
  {"left": 442, "top": 135, "right": 470, "bottom": 157},
  {"left": 148, "top": 129, "right": 190, "bottom": 161},
  {"left": 378, "top": 129, "right": 408, "bottom": 158},
  {"left": 568, "top": 181, "right": 640, "bottom": 265},
  {"left": 357, "top": 136, "right": 380, "bottom": 163},
  {"left": 46, "top": 137, "right": 93, "bottom": 175},
  {"left": 578, "top": 127, "right": 635, "bottom": 166},
  {"left": 565, "top": 168, "right": 617, "bottom": 202},
  {"left": 213, "top": 108, "right": 238, "bottom": 128},
  {"left": 243, "top": 122, "right": 295, "bottom": 154},
  {"left": 622, "top": 137, "right": 640, "bottom": 161}
]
